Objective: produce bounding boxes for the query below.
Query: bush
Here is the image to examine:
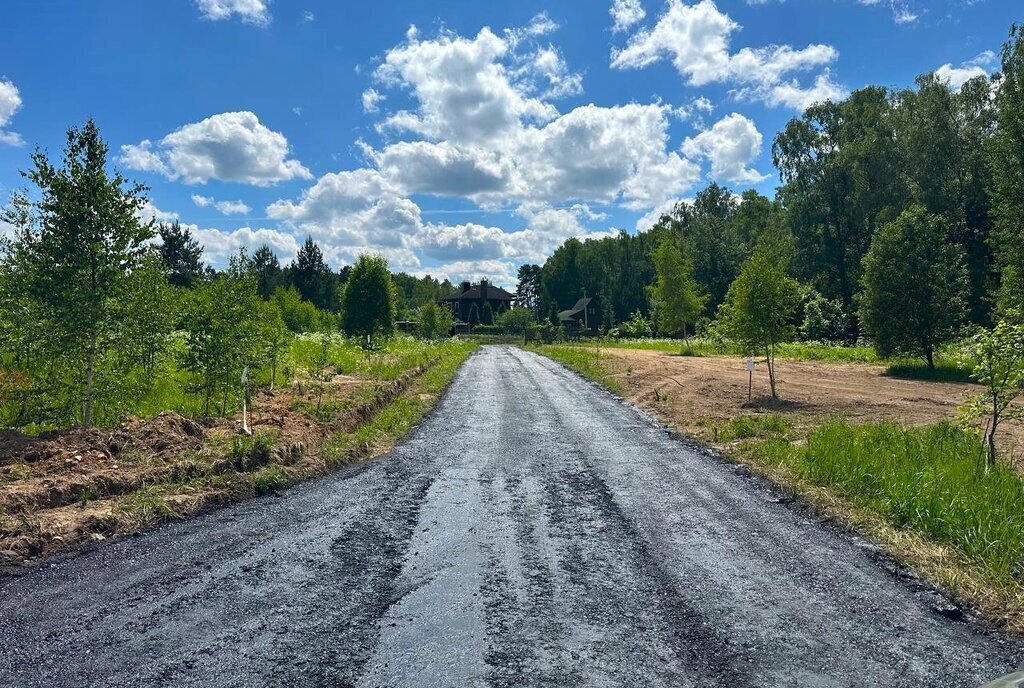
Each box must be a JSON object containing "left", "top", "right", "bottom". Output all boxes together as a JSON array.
[
  {"left": 801, "top": 293, "right": 852, "bottom": 343},
  {"left": 472, "top": 324, "right": 503, "bottom": 335},
  {"left": 495, "top": 307, "right": 536, "bottom": 334},
  {"left": 612, "top": 311, "right": 653, "bottom": 339},
  {"left": 417, "top": 302, "right": 454, "bottom": 339}
]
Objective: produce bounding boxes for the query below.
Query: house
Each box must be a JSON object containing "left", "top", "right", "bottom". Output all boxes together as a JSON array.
[
  {"left": 558, "top": 296, "right": 600, "bottom": 336},
  {"left": 438, "top": 279, "right": 515, "bottom": 322}
]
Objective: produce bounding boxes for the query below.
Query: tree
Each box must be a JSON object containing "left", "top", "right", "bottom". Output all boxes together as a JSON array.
[
  {"left": 291, "top": 236, "right": 336, "bottom": 311},
  {"left": 261, "top": 301, "right": 291, "bottom": 390},
  {"left": 158, "top": 220, "right": 205, "bottom": 288},
  {"left": 495, "top": 307, "right": 535, "bottom": 335},
  {"left": 252, "top": 244, "right": 281, "bottom": 300},
  {"left": 719, "top": 250, "right": 802, "bottom": 398},
  {"left": 515, "top": 264, "right": 542, "bottom": 314},
  {"left": 858, "top": 206, "right": 969, "bottom": 368},
  {"left": 481, "top": 301, "right": 494, "bottom": 326},
  {"left": 649, "top": 237, "right": 707, "bottom": 348},
  {"left": 467, "top": 303, "right": 480, "bottom": 328},
  {"left": 801, "top": 293, "right": 851, "bottom": 343},
  {"left": 121, "top": 252, "right": 178, "bottom": 386},
  {"left": 271, "top": 285, "right": 319, "bottom": 332},
  {"left": 2, "top": 119, "right": 154, "bottom": 426},
  {"left": 959, "top": 321, "right": 1024, "bottom": 469},
  {"left": 991, "top": 25, "right": 1024, "bottom": 316},
  {"left": 179, "top": 255, "right": 267, "bottom": 415},
  {"left": 340, "top": 254, "right": 396, "bottom": 345},
  {"left": 417, "top": 302, "right": 454, "bottom": 339}
]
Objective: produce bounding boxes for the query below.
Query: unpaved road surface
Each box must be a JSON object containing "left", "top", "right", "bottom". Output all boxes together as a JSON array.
[{"left": 1, "top": 346, "right": 1020, "bottom": 687}]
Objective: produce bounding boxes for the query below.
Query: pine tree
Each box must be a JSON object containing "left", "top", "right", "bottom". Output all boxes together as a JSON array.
[{"left": 158, "top": 220, "right": 204, "bottom": 288}]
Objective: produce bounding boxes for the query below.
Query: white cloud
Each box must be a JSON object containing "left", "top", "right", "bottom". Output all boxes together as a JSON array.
[
  {"left": 858, "top": 0, "right": 918, "bottom": 25},
  {"left": 610, "top": 0, "right": 842, "bottom": 109},
  {"left": 610, "top": 0, "right": 647, "bottom": 33},
  {"left": 681, "top": 113, "right": 769, "bottom": 184},
  {"left": 362, "top": 88, "right": 385, "bottom": 113},
  {"left": 119, "top": 112, "right": 311, "bottom": 186},
  {"left": 195, "top": 0, "right": 269, "bottom": 25},
  {"left": 374, "top": 27, "right": 559, "bottom": 143},
  {"left": 191, "top": 194, "right": 251, "bottom": 215},
  {"left": 0, "top": 79, "right": 25, "bottom": 146},
  {"left": 755, "top": 71, "right": 846, "bottom": 109},
  {"left": 935, "top": 52, "right": 996, "bottom": 92},
  {"left": 192, "top": 226, "right": 300, "bottom": 264},
  {"left": 302, "top": 10, "right": 315, "bottom": 22}
]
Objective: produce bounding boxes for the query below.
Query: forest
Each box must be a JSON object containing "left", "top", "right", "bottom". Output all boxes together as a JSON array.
[{"left": 524, "top": 25, "right": 1024, "bottom": 366}]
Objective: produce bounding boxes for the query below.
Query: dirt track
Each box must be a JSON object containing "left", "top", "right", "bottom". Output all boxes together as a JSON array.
[
  {"left": 599, "top": 347, "right": 1024, "bottom": 454},
  {"left": 0, "top": 346, "right": 1020, "bottom": 686}
]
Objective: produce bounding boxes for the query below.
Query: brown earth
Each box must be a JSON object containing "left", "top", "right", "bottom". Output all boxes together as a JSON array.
[
  {"left": 596, "top": 347, "right": 1024, "bottom": 458},
  {"left": 0, "top": 362, "right": 434, "bottom": 568}
]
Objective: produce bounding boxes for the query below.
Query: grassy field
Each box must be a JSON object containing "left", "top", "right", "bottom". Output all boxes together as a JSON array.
[{"left": 535, "top": 342, "right": 1024, "bottom": 630}]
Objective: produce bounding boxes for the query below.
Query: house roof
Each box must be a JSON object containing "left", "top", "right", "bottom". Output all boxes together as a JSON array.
[
  {"left": 439, "top": 284, "right": 515, "bottom": 301},
  {"left": 557, "top": 297, "right": 593, "bottom": 321}
]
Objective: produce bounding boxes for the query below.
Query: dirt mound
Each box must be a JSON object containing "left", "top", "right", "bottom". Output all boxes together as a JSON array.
[{"left": 0, "top": 411, "right": 206, "bottom": 471}]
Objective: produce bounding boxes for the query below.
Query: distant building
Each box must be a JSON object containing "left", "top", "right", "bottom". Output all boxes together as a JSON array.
[
  {"left": 558, "top": 296, "right": 600, "bottom": 336},
  {"left": 438, "top": 279, "right": 515, "bottom": 322}
]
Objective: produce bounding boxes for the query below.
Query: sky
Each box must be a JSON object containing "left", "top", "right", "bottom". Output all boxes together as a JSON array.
[{"left": 0, "top": 0, "right": 1016, "bottom": 288}]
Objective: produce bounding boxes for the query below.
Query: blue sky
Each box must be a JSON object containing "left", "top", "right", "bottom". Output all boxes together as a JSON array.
[{"left": 0, "top": 0, "right": 1016, "bottom": 287}]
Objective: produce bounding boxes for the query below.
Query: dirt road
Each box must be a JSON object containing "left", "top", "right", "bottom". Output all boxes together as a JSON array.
[{"left": 0, "top": 346, "right": 1020, "bottom": 687}]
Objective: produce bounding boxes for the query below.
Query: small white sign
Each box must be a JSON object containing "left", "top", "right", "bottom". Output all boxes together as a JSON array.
[
  {"left": 745, "top": 359, "right": 755, "bottom": 373},
  {"left": 241, "top": 365, "right": 250, "bottom": 385}
]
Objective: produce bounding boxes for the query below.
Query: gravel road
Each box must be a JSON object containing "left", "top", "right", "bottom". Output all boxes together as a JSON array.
[{"left": 1, "top": 346, "right": 1020, "bottom": 687}]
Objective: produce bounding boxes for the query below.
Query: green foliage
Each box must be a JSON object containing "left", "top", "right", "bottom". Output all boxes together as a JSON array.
[
  {"left": 535, "top": 345, "right": 624, "bottom": 395},
  {"left": 179, "top": 256, "right": 268, "bottom": 415},
  {"left": 417, "top": 302, "right": 454, "bottom": 340},
  {"left": 1, "top": 119, "right": 154, "bottom": 426},
  {"left": 495, "top": 307, "right": 535, "bottom": 334},
  {"left": 649, "top": 236, "right": 707, "bottom": 341},
  {"left": 392, "top": 272, "right": 453, "bottom": 318},
  {"left": 753, "top": 420, "right": 1024, "bottom": 585},
  {"left": 481, "top": 301, "right": 494, "bottom": 326},
  {"left": 801, "top": 293, "right": 852, "bottom": 343},
  {"left": 291, "top": 236, "right": 337, "bottom": 311},
  {"left": 858, "top": 205, "right": 969, "bottom": 368},
  {"left": 271, "top": 285, "right": 320, "bottom": 332},
  {"left": 252, "top": 244, "right": 281, "bottom": 300},
  {"left": 992, "top": 25, "right": 1024, "bottom": 315},
  {"left": 515, "top": 264, "right": 542, "bottom": 314},
  {"left": 340, "top": 254, "right": 396, "bottom": 344},
  {"left": 958, "top": 321, "right": 1024, "bottom": 467},
  {"left": 121, "top": 253, "right": 179, "bottom": 386},
  {"left": 612, "top": 310, "right": 653, "bottom": 339},
  {"left": 157, "top": 221, "right": 204, "bottom": 289},
  {"left": 261, "top": 301, "right": 291, "bottom": 389},
  {"left": 467, "top": 302, "right": 480, "bottom": 328},
  {"left": 718, "top": 249, "right": 802, "bottom": 397}
]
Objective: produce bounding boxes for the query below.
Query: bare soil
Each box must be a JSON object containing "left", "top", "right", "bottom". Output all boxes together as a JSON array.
[
  {"left": 597, "top": 347, "right": 1024, "bottom": 456},
  {"left": 0, "top": 363, "right": 433, "bottom": 567}
]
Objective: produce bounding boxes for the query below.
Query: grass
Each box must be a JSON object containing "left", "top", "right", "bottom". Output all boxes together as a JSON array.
[
  {"left": 597, "top": 337, "right": 880, "bottom": 363},
  {"left": 884, "top": 361, "right": 975, "bottom": 383},
  {"left": 532, "top": 344, "right": 624, "bottom": 395},
  {"left": 747, "top": 420, "right": 1024, "bottom": 588}
]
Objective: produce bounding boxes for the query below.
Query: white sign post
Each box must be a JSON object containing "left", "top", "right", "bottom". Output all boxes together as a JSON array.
[
  {"left": 745, "top": 358, "right": 755, "bottom": 401},
  {"left": 241, "top": 366, "right": 251, "bottom": 436}
]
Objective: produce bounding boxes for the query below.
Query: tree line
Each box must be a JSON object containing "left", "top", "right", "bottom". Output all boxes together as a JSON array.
[{"left": 519, "top": 24, "right": 1024, "bottom": 369}]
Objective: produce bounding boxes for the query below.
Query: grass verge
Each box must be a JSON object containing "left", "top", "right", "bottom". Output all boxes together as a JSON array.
[{"left": 533, "top": 344, "right": 1024, "bottom": 632}]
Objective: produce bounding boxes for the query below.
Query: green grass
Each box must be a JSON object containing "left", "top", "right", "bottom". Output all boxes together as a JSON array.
[
  {"left": 321, "top": 339, "right": 477, "bottom": 467},
  {"left": 717, "top": 413, "right": 791, "bottom": 442},
  {"left": 595, "top": 337, "right": 880, "bottom": 363},
  {"left": 883, "top": 361, "right": 975, "bottom": 383},
  {"left": 748, "top": 420, "right": 1024, "bottom": 586},
  {"left": 533, "top": 345, "right": 624, "bottom": 395}
]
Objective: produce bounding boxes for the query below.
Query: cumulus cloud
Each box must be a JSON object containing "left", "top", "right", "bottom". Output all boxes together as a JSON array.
[
  {"left": 0, "top": 79, "right": 25, "bottom": 146},
  {"left": 119, "top": 112, "right": 311, "bottom": 185},
  {"left": 610, "top": 0, "right": 647, "bottom": 33},
  {"left": 935, "top": 52, "right": 996, "bottom": 92},
  {"left": 195, "top": 0, "right": 269, "bottom": 25},
  {"left": 611, "top": 0, "right": 844, "bottom": 109},
  {"left": 191, "top": 194, "right": 252, "bottom": 215},
  {"left": 681, "top": 113, "right": 769, "bottom": 184},
  {"left": 362, "top": 88, "right": 385, "bottom": 113}
]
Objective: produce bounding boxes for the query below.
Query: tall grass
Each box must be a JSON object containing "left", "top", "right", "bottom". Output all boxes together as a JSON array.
[{"left": 752, "top": 420, "right": 1024, "bottom": 586}]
